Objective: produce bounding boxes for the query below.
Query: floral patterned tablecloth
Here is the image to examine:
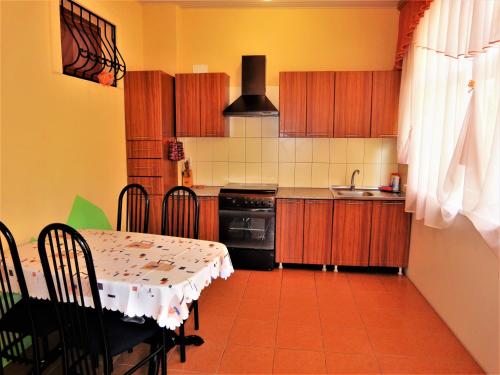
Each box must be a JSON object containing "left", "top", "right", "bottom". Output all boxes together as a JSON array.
[{"left": 12, "top": 230, "right": 234, "bottom": 329}]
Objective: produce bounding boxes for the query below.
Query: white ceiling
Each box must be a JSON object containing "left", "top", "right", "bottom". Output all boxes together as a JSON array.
[{"left": 141, "top": 0, "right": 399, "bottom": 8}]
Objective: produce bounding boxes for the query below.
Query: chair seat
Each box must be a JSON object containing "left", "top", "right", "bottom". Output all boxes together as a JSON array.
[{"left": 0, "top": 298, "right": 58, "bottom": 337}]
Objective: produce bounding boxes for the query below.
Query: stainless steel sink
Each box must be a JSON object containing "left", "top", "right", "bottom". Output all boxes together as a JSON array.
[{"left": 336, "top": 191, "right": 374, "bottom": 197}]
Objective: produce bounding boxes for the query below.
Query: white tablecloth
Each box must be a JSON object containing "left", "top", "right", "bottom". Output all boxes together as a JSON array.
[{"left": 9, "top": 230, "right": 234, "bottom": 329}]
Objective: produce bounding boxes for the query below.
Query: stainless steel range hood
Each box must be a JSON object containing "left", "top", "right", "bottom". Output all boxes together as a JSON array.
[{"left": 223, "top": 55, "right": 279, "bottom": 117}]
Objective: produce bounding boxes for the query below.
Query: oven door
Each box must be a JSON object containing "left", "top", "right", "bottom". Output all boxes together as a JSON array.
[{"left": 219, "top": 209, "right": 275, "bottom": 250}]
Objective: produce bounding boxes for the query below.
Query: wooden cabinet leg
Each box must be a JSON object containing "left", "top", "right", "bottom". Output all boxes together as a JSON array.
[
  {"left": 398, "top": 267, "right": 403, "bottom": 276},
  {"left": 333, "top": 265, "right": 338, "bottom": 273},
  {"left": 279, "top": 263, "right": 283, "bottom": 269},
  {"left": 322, "top": 265, "right": 327, "bottom": 272}
]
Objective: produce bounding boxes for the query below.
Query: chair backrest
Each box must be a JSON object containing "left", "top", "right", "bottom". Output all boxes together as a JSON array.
[
  {"left": 161, "top": 186, "right": 199, "bottom": 239},
  {"left": 116, "top": 183, "right": 150, "bottom": 233},
  {"left": 37, "top": 223, "right": 109, "bottom": 374},
  {"left": 0, "top": 221, "right": 34, "bottom": 363}
]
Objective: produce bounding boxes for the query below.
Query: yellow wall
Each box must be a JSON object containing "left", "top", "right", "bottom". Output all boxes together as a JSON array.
[
  {"left": 1, "top": 0, "right": 144, "bottom": 243},
  {"left": 407, "top": 217, "right": 499, "bottom": 374},
  {"left": 177, "top": 7, "right": 398, "bottom": 85}
]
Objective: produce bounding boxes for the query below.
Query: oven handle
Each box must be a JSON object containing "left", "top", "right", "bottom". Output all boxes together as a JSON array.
[{"left": 219, "top": 208, "right": 275, "bottom": 214}]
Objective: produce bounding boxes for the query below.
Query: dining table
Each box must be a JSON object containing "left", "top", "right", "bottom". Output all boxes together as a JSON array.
[{"left": 6, "top": 229, "right": 234, "bottom": 331}]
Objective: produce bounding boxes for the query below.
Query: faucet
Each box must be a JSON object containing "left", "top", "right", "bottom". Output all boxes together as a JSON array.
[{"left": 350, "top": 169, "right": 360, "bottom": 190}]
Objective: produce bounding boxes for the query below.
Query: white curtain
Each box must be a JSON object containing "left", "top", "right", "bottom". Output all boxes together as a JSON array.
[{"left": 398, "top": 0, "right": 500, "bottom": 253}]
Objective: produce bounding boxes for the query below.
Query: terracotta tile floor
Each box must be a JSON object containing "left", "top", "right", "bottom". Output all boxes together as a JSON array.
[
  {"left": 7, "top": 269, "right": 484, "bottom": 374},
  {"left": 123, "top": 268, "right": 483, "bottom": 374}
]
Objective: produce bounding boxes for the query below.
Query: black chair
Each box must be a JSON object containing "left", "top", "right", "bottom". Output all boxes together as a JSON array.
[
  {"left": 0, "top": 221, "right": 60, "bottom": 374},
  {"left": 117, "top": 184, "right": 150, "bottom": 233},
  {"left": 161, "top": 186, "right": 200, "bottom": 362},
  {"left": 37, "top": 223, "right": 171, "bottom": 374}
]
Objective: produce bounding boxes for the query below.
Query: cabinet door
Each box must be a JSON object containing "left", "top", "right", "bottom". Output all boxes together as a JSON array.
[
  {"left": 334, "top": 71, "right": 372, "bottom": 138},
  {"left": 306, "top": 72, "right": 334, "bottom": 137},
  {"left": 279, "top": 72, "right": 307, "bottom": 137},
  {"left": 303, "top": 200, "right": 333, "bottom": 265},
  {"left": 332, "top": 200, "right": 372, "bottom": 266},
  {"left": 148, "top": 195, "right": 163, "bottom": 235},
  {"left": 125, "top": 71, "right": 162, "bottom": 140},
  {"left": 370, "top": 201, "right": 411, "bottom": 267},
  {"left": 175, "top": 74, "right": 200, "bottom": 137},
  {"left": 198, "top": 197, "right": 219, "bottom": 241},
  {"left": 276, "top": 199, "right": 304, "bottom": 263},
  {"left": 200, "top": 73, "right": 229, "bottom": 137},
  {"left": 371, "top": 71, "right": 401, "bottom": 137},
  {"left": 126, "top": 141, "right": 163, "bottom": 159}
]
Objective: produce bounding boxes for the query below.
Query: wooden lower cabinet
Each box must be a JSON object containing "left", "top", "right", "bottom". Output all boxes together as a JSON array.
[
  {"left": 332, "top": 200, "right": 373, "bottom": 266},
  {"left": 303, "top": 200, "right": 333, "bottom": 264},
  {"left": 369, "top": 201, "right": 411, "bottom": 267},
  {"left": 276, "top": 199, "right": 304, "bottom": 263},
  {"left": 198, "top": 197, "right": 218, "bottom": 241}
]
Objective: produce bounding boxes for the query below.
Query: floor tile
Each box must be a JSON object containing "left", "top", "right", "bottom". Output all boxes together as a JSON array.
[
  {"left": 229, "top": 318, "right": 277, "bottom": 348},
  {"left": 185, "top": 311, "right": 235, "bottom": 344},
  {"left": 325, "top": 352, "right": 380, "bottom": 374},
  {"left": 237, "top": 297, "right": 279, "bottom": 321},
  {"left": 347, "top": 273, "right": 387, "bottom": 293},
  {"left": 377, "top": 354, "right": 484, "bottom": 374},
  {"left": 199, "top": 296, "right": 241, "bottom": 318},
  {"left": 276, "top": 321, "right": 323, "bottom": 351},
  {"left": 168, "top": 340, "right": 225, "bottom": 373},
  {"left": 274, "top": 348, "right": 327, "bottom": 374},
  {"left": 322, "top": 327, "right": 373, "bottom": 355},
  {"left": 279, "top": 304, "right": 321, "bottom": 325},
  {"left": 218, "top": 344, "right": 274, "bottom": 373},
  {"left": 319, "top": 305, "right": 364, "bottom": 329}
]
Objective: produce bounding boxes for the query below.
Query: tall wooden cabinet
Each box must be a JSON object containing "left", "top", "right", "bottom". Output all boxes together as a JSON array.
[
  {"left": 334, "top": 71, "right": 372, "bottom": 138},
  {"left": 124, "top": 71, "right": 178, "bottom": 234},
  {"left": 175, "top": 73, "right": 229, "bottom": 137}
]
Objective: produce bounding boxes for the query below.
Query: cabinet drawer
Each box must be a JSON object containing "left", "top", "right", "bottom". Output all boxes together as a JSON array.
[
  {"left": 126, "top": 141, "right": 163, "bottom": 159},
  {"left": 127, "top": 159, "right": 162, "bottom": 177},
  {"left": 127, "top": 177, "right": 164, "bottom": 195}
]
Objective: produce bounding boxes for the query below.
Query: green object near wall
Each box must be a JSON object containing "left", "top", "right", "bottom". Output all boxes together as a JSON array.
[{"left": 67, "top": 195, "right": 112, "bottom": 230}]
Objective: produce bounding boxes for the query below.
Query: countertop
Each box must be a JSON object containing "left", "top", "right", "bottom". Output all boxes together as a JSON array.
[
  {"left": 191, "top": 186, "right": 221, "bottom": 197},
  {"left": 276, "top": 188, "right": 334, "bottom": 200}
]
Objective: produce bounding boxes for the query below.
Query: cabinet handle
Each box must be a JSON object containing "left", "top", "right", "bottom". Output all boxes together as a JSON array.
[
  {"left": 305, "top": 200, "right": 332, "bottom": 204},
  {"left": 132, "top": 166, "right": 151, "bottom": 169},
  {"left": 345, "top": 201, "right": 368, "bottom": 205},
  {"left": 377, "top": 134, "right": 396, "bottom": 137},
  {"left": 382, "top": 201, "right": 404, "bottom": 205},
  {"left": 281, "top": 199, "right": 302, "bottom": 203}
]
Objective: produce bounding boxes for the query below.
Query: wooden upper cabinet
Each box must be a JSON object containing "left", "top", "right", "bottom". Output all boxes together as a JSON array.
[
  {"left": 334, "top": 71, "right": 372, "bottom": 138},
  {"left": 198, "top": 196, "right": 219, "bottom": 241},
  {"left": 332, "top": 200, "right": 372, "bottom": 266},
  {"left": 200, "top": 73, "right": 229, "bottom": 137},
  {"left": 306, "top": 72, "right": 334, "bottom": 137},
  {"left": 125, "top": 71, "right": 172, "bottom": 140},
  {"left": 175, "top": 73, "right": 201, "bottom": 137},
  {"left": 303, "top": 200, "right": 333, "bottom": 265},
  {"left": 276, "top": 199, "right": 304, "bottom": 263},
  {"left": 371, "top": 71, "right": 401, "bottom": 137},
  {"left": 279, "top": 72, "right": 307, "bottom": 137},
  {"left": 370, "top": 201, "right": 411, "bottom": 267}
]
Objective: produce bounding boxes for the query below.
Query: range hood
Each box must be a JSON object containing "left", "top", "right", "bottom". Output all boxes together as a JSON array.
[{"left": 223, "top": 55, "right": 279, "bottom": 117}]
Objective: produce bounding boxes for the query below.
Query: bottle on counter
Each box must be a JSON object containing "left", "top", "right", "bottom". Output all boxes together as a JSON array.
[{"left": 390, "top": 173, "right": 401, "bottom": 193}]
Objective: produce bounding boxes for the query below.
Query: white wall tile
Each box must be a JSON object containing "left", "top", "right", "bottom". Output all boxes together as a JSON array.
[
  {"left": 197, "top": 161, "right": 213, "bottom": 185},
  {"left": 381, "top": 138, "right": 397, "bottom": 163},
  {"left": 262, "top": 138, "right": 278, "bottom": 162},
  {"left": 246, "top": 163, "right": 262, "bottom": 184},
  {"left": 245, "top": 117, "right": 262, "bottom": 138},
  {"left": 262, "top": 162, "right": 278, "bottom": 184},
  {"left": 330, "top": 138, "right": 347, "bottom": 163},
  {"left": 278, "top": 163, "right": 295, "bottom": 187},
  {"left": 197, "top": 138, "right": 213, "bottom": 161},
  {"left": 245, "top": 138, "right": 262, "bottom": 162},
  {"left": 262, "top": 117, "right": 279, "bottom": 138},
  {"left": 329, "top": 164, "right": 347, "bottom": 186},
  {"left": 363, "top": 163, "right": 381, "bottom": 187},
  {"left": 364, "top": 138, "right": 382, "bottom": 164},
  {"left": 279, "top": 138, "right": 295, "bottom": 163},
  {"left": 312, "top": 139, "right": 330, "bottom": 163},
  {"left": 179, "top": 137, "right": 197, "bottom": 162},
  {"left": 212, "top": 161, "right": 228, "bottom": 186},
  {"left": 295, "top": 163, "right": 312, "bottom": 187},
  {"left": 347, "top": 139, "right": 365, "bottom": 163},
  {"left": 228, "top": 162, "right": 245, "bottom": 183},
  {"left": 212, "top": 138, "right": 229, "bottom": 161},
  {"left": 311, "top": 163, "right": 330, "bottom": 188},
  {"left": 296, "top": 138, "right": 313, "bottom": 163},
  {"left": 229, "top": 138, "right": 245, "bottom": 162},
  {"left": 229, "top": 117, "right": 245, "bottom": 138}
]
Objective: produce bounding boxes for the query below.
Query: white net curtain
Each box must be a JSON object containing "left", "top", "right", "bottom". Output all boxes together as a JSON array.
[{"left": 397, "top": 0, "right": 500, "bottom": 253}]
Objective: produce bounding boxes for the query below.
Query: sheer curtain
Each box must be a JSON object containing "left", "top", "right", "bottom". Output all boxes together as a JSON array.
[{"left": 397, "top": 0, "right": 500, "bottom": 253}]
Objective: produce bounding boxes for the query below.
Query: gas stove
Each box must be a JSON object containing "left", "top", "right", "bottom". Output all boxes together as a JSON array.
[{"left": 219, "top": 183, "right": 277, "bottom": 210}]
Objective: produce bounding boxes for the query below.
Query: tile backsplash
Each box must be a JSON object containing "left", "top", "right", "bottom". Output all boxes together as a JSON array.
[{"left": 177, "top": 118, "right": 399, "bottom": 188}]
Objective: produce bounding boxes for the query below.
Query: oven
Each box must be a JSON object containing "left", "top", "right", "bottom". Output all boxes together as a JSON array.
[{"left": 218, "top": 185, "right": 277, "bottom": 270}]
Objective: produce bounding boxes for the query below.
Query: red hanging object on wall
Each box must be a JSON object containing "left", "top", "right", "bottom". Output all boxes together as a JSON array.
[{"left": 168, "top": 140, "right": 185, "bottom": 161}]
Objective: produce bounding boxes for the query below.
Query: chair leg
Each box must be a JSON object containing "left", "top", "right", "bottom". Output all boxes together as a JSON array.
[
  {"left": 193, "top": 301, "right": 199, "bottom": 330},
  {"left": 161, "top": 329, "right": 167, "bottom": 375},
  {"left": 147, "top": 343, "right": 159, "bottom": 375},
  {"left": 178, "top": 323, "right": 186, "bottom": 363}
]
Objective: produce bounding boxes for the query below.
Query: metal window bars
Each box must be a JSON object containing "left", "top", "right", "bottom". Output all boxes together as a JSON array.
[{"left": 60, "top": 0, "right": 126, "bottom": 87}]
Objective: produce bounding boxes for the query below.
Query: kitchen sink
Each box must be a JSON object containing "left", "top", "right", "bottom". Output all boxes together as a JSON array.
[{"left": 336, "top": 191, "right": 374, "bottom": 197}]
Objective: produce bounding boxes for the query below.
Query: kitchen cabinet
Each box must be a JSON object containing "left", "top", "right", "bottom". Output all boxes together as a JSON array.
[
  {"left": 334, "top": 71, "right": 372, "bottom": 138},
  {"left": 175, "top": 73, "right": 229, "bottom": 137},
  {"left": 276, "top": 199, "right": 304, "bottom": 263},
  {"left": 332, "top": 200, "right": 372, "bottom": 266},
  {"left": 124, "top": 70, "right": 178, "bottom": 234},
  {"left": 198, "top": 197, "right": 218, "bottom": 241},
  {"left": 370, "top": 201, "right": 411, "bottom": 267},
  {"left": 306, "top": 72, "right": 334, "bottom": 137},
  {"left": 279, "top": 72, "right": 307, "bottom": 137},
  {"left": 303, "top": 200, "right": 333, "bottom": 264},
  {"left": 371, "top": 71, "right": 401, "bottom": 137}
]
